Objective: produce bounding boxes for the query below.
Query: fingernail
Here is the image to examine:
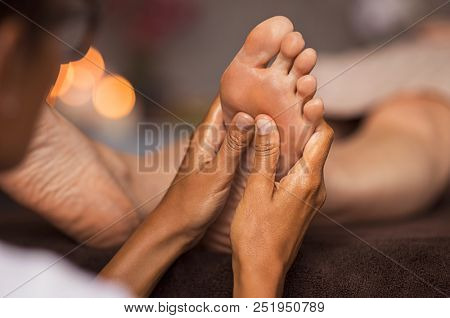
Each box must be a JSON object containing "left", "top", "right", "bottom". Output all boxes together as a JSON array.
[
  {"left": 235, "top": 113, "right": 254, "bottom": 131},
  {"left": 256, "top": 118, "right": 274, "bottom": 135}
]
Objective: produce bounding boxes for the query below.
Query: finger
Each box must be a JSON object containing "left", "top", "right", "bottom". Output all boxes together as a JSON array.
[
  {"left": 214, "top": 112, "right": 255, "bottom": 174},
  {"left": 201, "top": 95, "right": 224, "bottom": 142},
  {"left": 303, "top": 97, "right": 325, "bottom": 126},
  {"left": 194, "top": 95, "right": 226, "bottom": 154},
  {"left": 302, "top": 119, "right": 334, "bottom": 168},
  {"left": 279, "top": 97, "right": 325, "bottom": 176},
  {"left": 185, "top": 96, "right": 226, "bottom": 172},
  {"left": 199, "top": 94, "right": 222, "bottom": 126},
  {"left": 281, "top": 119, "right": 334, "bottom": 194},
  {"left": 246, "top": 115, "right": 280, "bottom": 197}
]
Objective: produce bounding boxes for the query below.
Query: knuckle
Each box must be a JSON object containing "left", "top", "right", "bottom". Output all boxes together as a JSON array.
[
  {"left": 303, "top": 173, "right": 322, "bottom": 192},
  {"left": 254, "top": 140, "right": 279, "bottom": 157},
  {"left": 226, "top": 129, "right": 246, "bottom": 152}
]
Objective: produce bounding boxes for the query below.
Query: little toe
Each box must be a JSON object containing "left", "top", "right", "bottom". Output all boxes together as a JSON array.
[
  {"left": 296, "top": 75, "right": 317, "bottom": 102},
  {"left": 290, "top": 48, "right": 317, "bottom": 78},
  {"left": 237, "top": 16, "right": 294, "bottom": 67},
  {"left": 271, "top": 32, "right": 305, "bottom": 73},
  {"left": 303, "top": 97, "right": 324, "bottom": 125}
]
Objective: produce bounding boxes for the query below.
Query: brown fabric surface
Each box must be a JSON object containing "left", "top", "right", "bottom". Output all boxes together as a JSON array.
[{"left": 0, "top": 190, "right": 448, "bottom": 297}]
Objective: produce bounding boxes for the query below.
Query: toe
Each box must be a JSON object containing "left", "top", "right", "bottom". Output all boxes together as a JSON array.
[
  {"left": 290, "top": 48, "right": 317, "bottom": 78},
  {"left": 271, "top": 32, "right": 305, "bottom": 72},
  {"left": 296, "top": 75, "right": 317, "bottom": 102},
  {"left": 303, "top": 98, "right": 324, "bottom": 125},
  {"left": 237, "top": 16, "right": 294, "bottom": 67}
]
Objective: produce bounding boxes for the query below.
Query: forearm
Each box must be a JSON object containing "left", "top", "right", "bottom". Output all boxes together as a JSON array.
[{"left": 99, "top": 202, "right": 196, "bottom": 297}]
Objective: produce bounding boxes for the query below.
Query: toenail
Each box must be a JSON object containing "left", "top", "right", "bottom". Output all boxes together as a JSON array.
[{"left": 256, "top": 118, "right": 274, "bottom": 135}]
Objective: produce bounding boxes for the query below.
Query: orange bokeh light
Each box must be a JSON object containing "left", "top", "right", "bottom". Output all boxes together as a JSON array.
[
  {"left": 47, "top": 63, "right": 74, "bottom": 106},
  {"left": 69, "top": 46, "right": 105, "bottom": 89},
  {"left": 46, "top": 47, "right": 136, "bottom": 119},
  {"left": 93, "top": 75, "right": 136, "bottom": 119},
  {"left": 58, "top": 47, "right": 105, "bottom": 106}
]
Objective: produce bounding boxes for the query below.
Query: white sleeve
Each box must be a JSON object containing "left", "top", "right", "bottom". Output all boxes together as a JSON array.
[{"left": 0, "top": 242, "right": 131, "bottom": 298}]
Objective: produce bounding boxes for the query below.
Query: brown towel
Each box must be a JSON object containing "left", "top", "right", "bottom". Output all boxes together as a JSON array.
[{"left": 0, "top": 191, "right": 448, "bottom": 297}]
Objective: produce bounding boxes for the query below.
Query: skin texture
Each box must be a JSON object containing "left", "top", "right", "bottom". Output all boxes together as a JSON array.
[
  {"left": 232, "top": 115, "right": 333, "bottom": 297},
  {"left": 0, "top": 107, "right": 140, "bottom": 247}
]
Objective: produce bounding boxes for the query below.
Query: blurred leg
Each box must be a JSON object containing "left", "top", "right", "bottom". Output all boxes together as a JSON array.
[{"left": 323, "top": 91, "right": 449, "bottom": 223}]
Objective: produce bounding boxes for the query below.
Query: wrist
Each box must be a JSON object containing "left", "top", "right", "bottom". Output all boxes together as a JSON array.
[
  {"left": 100, "top": 203, "right": 198, "bottom": 296},
  {"left": 232, "top": 256, "right": 287, "bottom": 298},
  {"left": 152, "top": 199, "right": 204, "bottom": 250}
]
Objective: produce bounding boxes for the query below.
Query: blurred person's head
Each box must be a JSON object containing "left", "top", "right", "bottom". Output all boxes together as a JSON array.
[{"left": 0, "top": 0, "right": 97, "bottom": 169}]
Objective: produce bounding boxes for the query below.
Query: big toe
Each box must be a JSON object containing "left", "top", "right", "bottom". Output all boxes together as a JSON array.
[{"left": 237, "top": 16, "right": 294, "bottom": 67}]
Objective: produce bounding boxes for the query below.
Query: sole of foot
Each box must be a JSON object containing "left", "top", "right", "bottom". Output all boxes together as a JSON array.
[
  {"left": 220, "top": 15, "right": 324, "bottom": 176},
  {"left": 204, "top": 16, "right": 325, "bottom": 253}
]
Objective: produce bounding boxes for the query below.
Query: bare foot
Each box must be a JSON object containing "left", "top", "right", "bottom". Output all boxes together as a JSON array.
[
  {"left": 221, "top": 16, "right": 322, "bottom": 175},
  {"left": 0, "top": 107, "right": 140, "bottom": 248},
  {"left": 204, "top": 16, "right": 324, "bottom": 253}
]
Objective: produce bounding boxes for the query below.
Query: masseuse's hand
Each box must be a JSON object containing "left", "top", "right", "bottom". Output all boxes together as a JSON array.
[
  {"left": 231, "top": 114, "right": 334, "bottom": 298},
  {"left": 100, "top": 97, "right": 255, "bottom": 296},
  {"left": 157, "top": 97, "right": 255, "bottom": 241}
]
